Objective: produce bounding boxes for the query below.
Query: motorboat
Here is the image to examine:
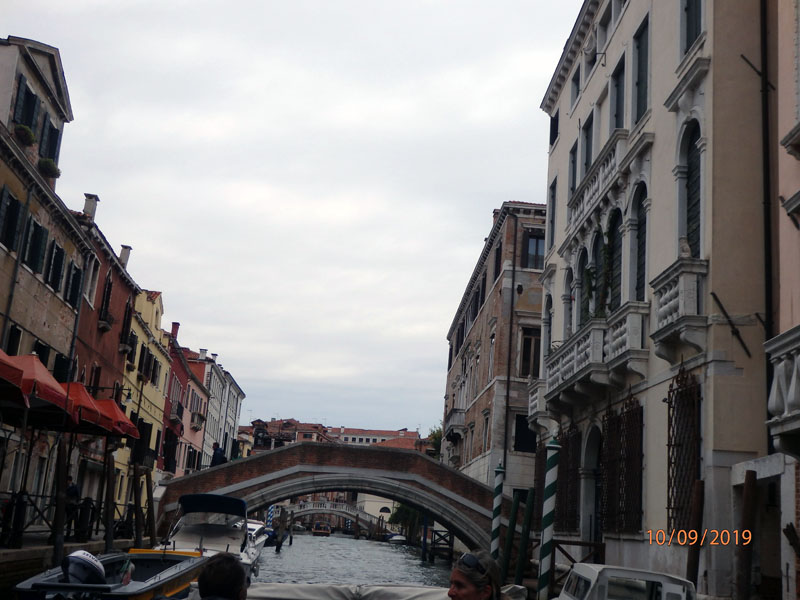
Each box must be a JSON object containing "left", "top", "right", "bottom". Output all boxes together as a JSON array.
[
  {"left": 385, "top": 534, "right": 407, "bottom": 545},
  {"left": 311, "top": 521, "right": 331, "bottom": 537},
  {"left": 557, "top": 563, "right": 695, "bottom": 600},
  {"left": 246, "top": 519, "right": 269, "bottom": 555},
  {"left": 15, "top": 548, "right": 208, "bottom": 600},
  {"left": 155, "top": 493, "right": 261, "bottom": 580}
]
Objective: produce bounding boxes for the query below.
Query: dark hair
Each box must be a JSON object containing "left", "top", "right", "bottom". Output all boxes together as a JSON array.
[
  {"left": 198, "top": 553, "right": 246, "bottom": 600},
  {"left": 454, "top": 550, "right": 501, "bottom": 600}
]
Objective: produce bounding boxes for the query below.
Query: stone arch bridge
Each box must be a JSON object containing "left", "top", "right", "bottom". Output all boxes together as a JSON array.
[{"left": 157, "top": 443, "right": 516, "bottom": 549}]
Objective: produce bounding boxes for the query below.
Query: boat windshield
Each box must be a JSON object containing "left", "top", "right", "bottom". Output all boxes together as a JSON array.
[{"left": 169, "top": 512, "right": 247, "bottom": 553}]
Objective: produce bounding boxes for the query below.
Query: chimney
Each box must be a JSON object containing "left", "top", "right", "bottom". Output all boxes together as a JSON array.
[
  {"left": 199, "top": 348, "right": 207, "bottom": 360},
  {"left": 211, "top": 353, "right": 218, "bottom": 362},
  {"left": 119, "top": 245, "right": 132, "bottom": 268},
  {"left": 171, "top": 322, "right": 180, "bottom": 339},
  {"left": 83, "top": 194, "right": 100, "bottom": 221}
]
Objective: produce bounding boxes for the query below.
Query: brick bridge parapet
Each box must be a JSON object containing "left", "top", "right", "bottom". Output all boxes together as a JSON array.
[{"left": 157, "top": 442, "right": 517, "bottom": 550}]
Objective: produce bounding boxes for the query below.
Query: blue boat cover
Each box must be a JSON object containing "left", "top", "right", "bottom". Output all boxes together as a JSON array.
[{"left": 179, "top": 494, "right": 247, "bottom": 517}]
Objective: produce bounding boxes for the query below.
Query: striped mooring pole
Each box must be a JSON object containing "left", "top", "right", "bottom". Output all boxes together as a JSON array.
[
  {"left": 267, "top": 505, "right": 274, "bottom": 528},
  {"left": 537, "top": 440, "right": 561, "bottom": 600},
  {"left": 490, "top": 461, "right": 505, "bottom": 559}
]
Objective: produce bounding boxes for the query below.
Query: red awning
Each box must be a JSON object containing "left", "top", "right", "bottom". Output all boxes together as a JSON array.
[
  {"left": 60, "top": 383, "right": 114, "bottom": 433},
  {"left": 3, "top": 354, "right": 77, "bottom": 427},
  {"left": 94, "top": 398, "right": 140, "bottom": 438}
]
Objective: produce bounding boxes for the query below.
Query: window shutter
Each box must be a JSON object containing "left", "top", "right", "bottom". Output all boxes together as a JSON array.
[
  {"left": 44, "top": 239, "right": 55, "bottom": 283},
  {"left": 609, "top": 213, "right": 622, "bottom": 311},
  {"left": 52, "top": 245, "right": 65, "bottom": 293},
  {"left": 22, "top": 216, "right": 32, "bottom": 265},
  {"left": 53, "top": 126, "right": 62, "bottom": 162},
  {"left": 8, "top": 200, "right": 22, "bottom": 252},
  {"left": 39, "top": 116, "right": 50, "bottom": 158},
  {"left": 13, "top": 74, "right": 27, "bottom": 122},
  {"left": 636, "top": 197, "right": 647, "bottom": 301},
  {"left": 0, "top": 187, "right": 9, "bottom": 239},
  {"left": 686, "top": 125, "right": 701, "bottom": 258},
  {"left": 520, "top": 231, "right": 530, "bottom": 268},
  {"left": 635, "top": 24, "right": 649, "bottom": 122},
  {"left": 36, "top": 225, "right": 48, "bottom": 273},
  {"left": 30, "top": 96, "right": 40, "bottom": 131}
]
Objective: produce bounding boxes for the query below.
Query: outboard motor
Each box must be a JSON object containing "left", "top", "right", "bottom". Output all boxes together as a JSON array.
[{"left": 61, "top": 550, "right": 105, "bottom": 584}]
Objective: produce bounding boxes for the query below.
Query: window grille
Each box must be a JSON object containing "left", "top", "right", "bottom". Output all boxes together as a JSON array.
[
  {"left": 602, "top": 393, "right": 643, "bottom": 533},
  {"left": 665, "top": 363, "right": 702, "bottom": 531},
  {"left": 555, "top": 424, "right": 581, "bottom": 532}
]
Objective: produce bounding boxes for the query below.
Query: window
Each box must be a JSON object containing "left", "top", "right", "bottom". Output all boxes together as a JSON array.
[
  {"left": 44, "top": 240, "right": 65, "bottom": 291},
  {"left": 488, "top": 333, "right": 495, "bottom": 381},
  {"left": 38, "top": 117, "right": 61, "bottom": 161},
  {"left": 33, "top": 340, "right": 50, "bottom": 367},
  {"left": 634, "top": 18, "right": 649, "bottom": 124},
  {"left": 85, "top": 257, "right": 100, "bottom": 304},
  {"left": 544, "top": 296, "right": 553, "bottom": 357},
  {"left": 634, "top": 185, "right": 648, "bottom": 301},
  {"left": 522, "top": 230, "right": 545, "bottom": 269},
  {"left": 64, "top": 262, "right": 83, "bottom": 309},
  {"left": 578, "top": 251, "right": 590, "bottom": 327},
  {"left": 519, "top": 327, "right": 541, "bottom": 378},
  {"left": 513, "top": 414, "right": 536, "bottom": 452},
  {"left": 569, "top": 142, "right": 578, "bottom": 196},
  {"left": 88, "top": 364, "right": 102, "bottom": 396},
  {"left": 582, "top": 113, "right": 594, "bottom": 175},
  {"left": 611, "top": 59, "right": 625, "bottom": 130},
  {"left": 686, "top": 122, "right": 701, "bottom": 257},
  {"left": 607, "top": 211, "right": 623, "bottom": 312},
  {"left": 597, "top": 4, "right": 612, "bottom": 50},
  {"left": 479, "top": 271, "right": 486, "bottom": 305},
  {"left": 23, "top": 218, "right": 48, "bottom": 273},
  {"left": 5, "top": 325, "right": 22, "bottom": 355},
  {"left": 570, "top": 66, "right": 581, "bottom": 105},
  {"left": 99, "top": 272, "right": 113, "bottom": 319},
  {"left": 547, "top": 179, "right": 557, "bottom": 250},
  {"left": 549, "top": 110, "right": 559, "bottom": 146},
  {"left": 493, "top": 243, "right": 503, "bottom": 281},
  {"left": 684, "top": 0, "right": 701, "bottom": 53},
  {"left": 13, "top": 74, "right": 39, "bottom": 130},
  {"left": 303, "top": 433, "right": 312, "bottom": 439},
  {"left": 0, "top": 187, "right": 22, "bottom": 251},
  {"left": 53, "top": 353, "right": 71, "bottom": 382},
  {"left": 592, "top": 232, "right": 605, "bottom": 313},
  {"left": 482, "top": 414, "right": 490, "bottom": 452}
]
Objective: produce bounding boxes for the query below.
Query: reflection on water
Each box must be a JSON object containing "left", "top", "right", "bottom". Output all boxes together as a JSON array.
[{"left": 255, "top": 534, "right": 453, "bottom": 587}]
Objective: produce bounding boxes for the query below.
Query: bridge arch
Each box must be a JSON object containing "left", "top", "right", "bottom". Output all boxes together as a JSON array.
[{"left": 157, "top": 443, "right": 516, "bottom": 551}]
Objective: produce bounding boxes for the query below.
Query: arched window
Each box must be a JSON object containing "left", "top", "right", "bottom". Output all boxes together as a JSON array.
[
  {"left": 592, "top": 232, "right": 605, "bottom": 314},
  {"left": 607, "top": 210, "right": 623, "bottom": 312},
  {"left": 564, "top": 269, "right": 574, "bottom": 339},
  {"left": 544, "top": 295, "right": 553, "bottom": 357},
  {"left": 685, "top": 122, "right": 701, "bottom": 258},
  {"left": 578, "top": 251, "right": 590, "bottom": 327},
  {"left": 633, "top": 185, "right": 648, "bottom": 301}
]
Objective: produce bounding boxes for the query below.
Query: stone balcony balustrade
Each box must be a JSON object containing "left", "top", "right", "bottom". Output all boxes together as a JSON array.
[
  {"left": 566, "top": 129, "right": 628, "bottom": 233},
  {"left": 649, "top": 256, "right": 708, "bottom": 363},
  {"left": 604, "top": 301, "right": 650, "bottom": 384},
  {"left": 766, "top": 325, "right": 800, "bottom": 457},
  {"left": 444, "top": 407, "right": 466, "bottom": 443},
  {"left": 544, "top": 319, "right": 609, "bottom": 405}
]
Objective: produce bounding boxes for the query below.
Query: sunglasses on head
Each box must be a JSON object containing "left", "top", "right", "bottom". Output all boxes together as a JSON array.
[{"left": 458, "top": 553, "right": 486, "bottom": 575}]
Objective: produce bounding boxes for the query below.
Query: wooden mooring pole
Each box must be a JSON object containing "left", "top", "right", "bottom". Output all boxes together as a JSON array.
[{"left": 501, "top": 490, "right": 522, "bottom": 582}]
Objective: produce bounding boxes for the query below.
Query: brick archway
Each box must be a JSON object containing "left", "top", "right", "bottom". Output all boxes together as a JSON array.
[{"left": 157, "top": 443, "right": 515, "bottom": 550}]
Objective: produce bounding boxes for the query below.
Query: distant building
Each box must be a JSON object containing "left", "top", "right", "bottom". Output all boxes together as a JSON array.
[
  {"left": 327, "top": 426, "right": 419, "bottom": 447},
  {"left": 250, "top": 418, "right": 335, "bottom": 452},
  {"left": 443, "top": 201, "right": 545, "bottom": 493}
]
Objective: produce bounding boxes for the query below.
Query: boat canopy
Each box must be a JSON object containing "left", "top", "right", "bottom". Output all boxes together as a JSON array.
[{"left": 179, "top": 494, "right": 247, "bottom": 518}]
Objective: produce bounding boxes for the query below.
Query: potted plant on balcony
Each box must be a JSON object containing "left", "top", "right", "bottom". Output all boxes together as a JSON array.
[
  {"left": 37, "top": 157, "right": 61, "bottom": 179},
  {"left": 14, "top": 124, "right": 36, "bottom": 146}
]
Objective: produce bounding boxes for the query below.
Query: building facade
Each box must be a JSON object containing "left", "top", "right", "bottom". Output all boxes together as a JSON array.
[
  {"left": 533, "top": 0, "right": 770, "bottom": 594},
  {"left": 327, "top": 427, "right": 420, "bottom": 447},
  {"left": 443, "top": 201, "right": 545, "bottom": 494}
]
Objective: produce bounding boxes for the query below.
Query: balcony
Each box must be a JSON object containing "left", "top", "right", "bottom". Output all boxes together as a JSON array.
[
  {"left": 169, "top": 402, "right": 184, "bottom": 423},
  {"left": 544, "top": 319, "right": 609, "bottom": 405},
  {"left": 766, "top": 325, "right": 800, "bottom": 457},
  {"left": 649, "top": 256, "right": 708, "bottom": 363},
  {"left": 97, "top": 310, "right": 114, "bottom": 332},
  {"left": 444, "top": 407, "right": 466, "bottom": 443},
  {"left": 566, "top": 129, "right": 628, "bottom": 234},
  {"left": 604, "top": 302, "right": 650, "bottom": 384},
  {"left": 190, "top": 411, "right": 205, "bottom": 431}
]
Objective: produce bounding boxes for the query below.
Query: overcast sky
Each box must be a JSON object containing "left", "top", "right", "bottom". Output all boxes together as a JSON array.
[{"left": 7, "top": 0, "right": 582, "bottom": 433}]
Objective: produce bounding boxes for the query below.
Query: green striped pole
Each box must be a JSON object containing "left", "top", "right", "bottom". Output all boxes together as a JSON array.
[
  {"left": 490, "top": 462, "right": 505, "bottom": 559},
  {"left": 537, "top": 441, "right": 561, "bottom": 600}
]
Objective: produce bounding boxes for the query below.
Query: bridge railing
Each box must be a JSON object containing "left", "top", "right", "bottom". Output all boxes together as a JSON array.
[{"left": 278, "top": 501, "right": 383, "bottom": 526}]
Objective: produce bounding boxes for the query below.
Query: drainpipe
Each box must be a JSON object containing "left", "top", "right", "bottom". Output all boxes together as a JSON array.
[
  {"left": 502, "top": 209, "right": 519, "bottom": 476},
  {"left": 1, "top": 188, "right": 33, "bottom": 347},
  {"left": 759, "top": 0, "right": 775, "bottom": 449}
]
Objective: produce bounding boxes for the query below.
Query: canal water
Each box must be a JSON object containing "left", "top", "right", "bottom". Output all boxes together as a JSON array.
[{"left": 255, "top": 534, "right": 453, "bottom": 587}]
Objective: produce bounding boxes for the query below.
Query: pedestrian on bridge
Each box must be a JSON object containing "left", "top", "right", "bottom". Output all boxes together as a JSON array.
[
  {"left": 210, "top": 442, "right": 227, "bottom": 467},
  {"left": 448, "top": 550, "right": 501, "bottom": 600}
]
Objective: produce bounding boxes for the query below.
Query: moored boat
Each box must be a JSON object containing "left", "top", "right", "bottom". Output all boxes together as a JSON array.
[
  {"left": 14, "top": 548, "right": 207, "bottom": 600},
  {"left": 385, "top": 534, "right": 407, "bottom": 545},
  {"left": 151, "top": 493, "right": 261, "bottom": 580}
]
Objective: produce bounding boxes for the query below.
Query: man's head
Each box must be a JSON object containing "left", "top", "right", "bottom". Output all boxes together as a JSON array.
[
  {"left": 213, "top": 442, "right": 219, "bottom": 450},
  {"left": 198, "top": 553, "right": 246, "bottom": 600},
  {"left": 67, "top": 476, "right": 73, "bottom": 484}
]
